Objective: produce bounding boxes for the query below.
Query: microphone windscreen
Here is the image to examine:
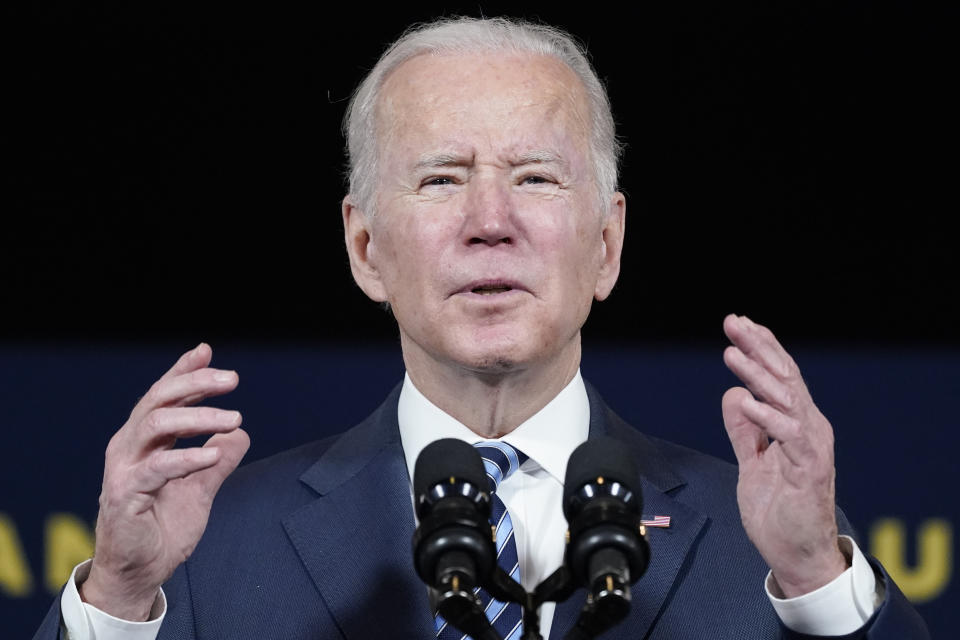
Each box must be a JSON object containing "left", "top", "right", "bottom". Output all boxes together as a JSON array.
[
  {"left": 563, "top": 437, "right": 640, "bottom": 519},
  {"left": 413, "top": 438, "right": 488, "bottom": 501}
]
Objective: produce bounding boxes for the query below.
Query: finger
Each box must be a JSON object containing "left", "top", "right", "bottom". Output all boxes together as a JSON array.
[
  {"left": 721, "top": 387, "right": 769, "bottom": 466},
  {"left": 138, "top": 368, "right": 239, "bottom": 415},
  {"left": 132, "top": 407, "right": 242, "bottom": 453},
  {"left": 737, "top": 394, "right": 812, "bottom": 467},
  {"left": 132, "top": 447, "right": 223, "bottom": 493},
  {"left": 128, "top": 345, "right": 228, "bottom": 423},
  {"left": 723, "top": 314, "right": 800, "bottom": 383},
  {"left": 159, "top": 343, "right": 214, "bottom": 383},
  {"left": 193, "top": 429, "right": 251, "bottom": 496},
  {"left": 724, "top": 345, "right": 801, "bottom": 413}
]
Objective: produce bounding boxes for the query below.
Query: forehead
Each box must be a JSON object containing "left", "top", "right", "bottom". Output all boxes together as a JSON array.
[{"left": 375, "top": 50, "right": 593, "bottom": 158}]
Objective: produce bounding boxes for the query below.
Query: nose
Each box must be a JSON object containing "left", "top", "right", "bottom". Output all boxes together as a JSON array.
[{"left": 462, "top": 176, "right": 515, "bottom": 246}]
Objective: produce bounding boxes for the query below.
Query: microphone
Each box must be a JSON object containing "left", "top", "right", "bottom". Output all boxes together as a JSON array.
[
  {"left": 411, "top": 439, "right": 500, "bottom": 640},
  {"left": 562, "top": 437, "right": 650, "bottom": 638}
]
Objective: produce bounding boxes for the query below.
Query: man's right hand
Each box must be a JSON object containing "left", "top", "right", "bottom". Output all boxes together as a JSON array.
[{"left": 79, "top": 343, "right": 250, "bottom": 621}]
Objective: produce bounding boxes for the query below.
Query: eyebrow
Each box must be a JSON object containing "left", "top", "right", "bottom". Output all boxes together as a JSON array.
[
  {"left": 510, "top": 150, "right": 563, "bottom": 166},
  {"left": 414, "top": 153, "right": 473, "bottom": 170},
  {"left": 412, "top": 149, "right": 566, "bottom": 170}
]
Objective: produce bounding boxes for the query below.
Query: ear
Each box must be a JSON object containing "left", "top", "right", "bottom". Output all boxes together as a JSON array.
[
  {"left": 342, "top": 196, "right": 388, "bottom": 302},
  {"left": 594, "top": 191, "right": 626, "bottom": 301}
]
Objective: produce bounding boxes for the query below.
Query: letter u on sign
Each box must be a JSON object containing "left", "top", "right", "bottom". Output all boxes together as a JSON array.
[{"left": 871, "top": 518, "right": 953, "bottom": 604}]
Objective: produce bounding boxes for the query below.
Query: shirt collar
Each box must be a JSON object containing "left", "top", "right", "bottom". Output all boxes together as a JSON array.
[{"left": 398, "top": 370, "right": 590, "bottom": 485}]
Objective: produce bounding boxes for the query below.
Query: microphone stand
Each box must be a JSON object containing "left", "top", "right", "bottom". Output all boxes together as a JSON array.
[
  {"left": 438, "top": 559, "right": 637, "bottom": 640},
  {"left": 481, "top": 563, "right": 576, "bottom": 640},
  {"left": 477, "top": 562, "right": 636, "bottom": 640}
]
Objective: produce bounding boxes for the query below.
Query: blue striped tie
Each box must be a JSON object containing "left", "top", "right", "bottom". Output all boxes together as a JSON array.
[{"left": 435, "top": 441, "right": 529, "bottom": 640}]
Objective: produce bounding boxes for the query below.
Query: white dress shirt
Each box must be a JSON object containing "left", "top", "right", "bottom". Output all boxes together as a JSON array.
[{"left": 61, "top": 370, "right": 880, "bottom": 639}]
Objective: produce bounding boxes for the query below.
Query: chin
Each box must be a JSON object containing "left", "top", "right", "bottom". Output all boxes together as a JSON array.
[
  {"left": 449, "top": 332, "right": 544, "bottom": 376},
  {"left": 461, "top": 354, "right": 521, "bottom": 375}
]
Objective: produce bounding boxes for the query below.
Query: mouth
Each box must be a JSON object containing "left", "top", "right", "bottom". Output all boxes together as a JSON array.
[
  {"left": 471, "top": 284, "right": 513, "bottom": 295},
  {"left": 456, "top": 280, "right": 525, "bottom": 297}
]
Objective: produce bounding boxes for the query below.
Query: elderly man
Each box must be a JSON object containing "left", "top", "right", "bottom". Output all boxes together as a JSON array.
[{"left": 36, "top": 17, "right": 926, "bottom": 640}]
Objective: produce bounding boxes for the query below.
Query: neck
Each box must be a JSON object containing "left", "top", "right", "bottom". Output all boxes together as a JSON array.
[{"left": 401, "top": 335, "right": 582, "bottom": 439}]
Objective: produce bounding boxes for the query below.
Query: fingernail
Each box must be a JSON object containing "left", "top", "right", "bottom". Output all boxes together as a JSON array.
[{"left": 214, "top": 370, "right": 236, "bottom": 383}]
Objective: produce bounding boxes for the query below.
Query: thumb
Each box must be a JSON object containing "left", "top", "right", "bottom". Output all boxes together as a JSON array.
[
  {"left": 196, "top": 429, "right": 250, "bottom": 496},
  {"left": 722, "top": 387, "right": 767, "bottom": 467}
]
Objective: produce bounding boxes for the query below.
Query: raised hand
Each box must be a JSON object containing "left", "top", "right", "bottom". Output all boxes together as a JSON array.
[
  {"left": 80, "top": 343, "right": 250, "bottom": 620},
  {"left": 721, "top": 314, "right": 848, "bottom": 598}
]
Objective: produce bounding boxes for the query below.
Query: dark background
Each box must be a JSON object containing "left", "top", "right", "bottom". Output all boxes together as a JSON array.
[
  {"left": 5, "top": 3, "right": 957, "bottom": 346},
  {"left": 3, "top": 3, "right": 957, "bottom": 637}
]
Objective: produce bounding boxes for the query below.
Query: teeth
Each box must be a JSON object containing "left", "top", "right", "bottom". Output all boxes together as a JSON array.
[{"left": 473, "top": 286, "right": 511, "bottom": 295}]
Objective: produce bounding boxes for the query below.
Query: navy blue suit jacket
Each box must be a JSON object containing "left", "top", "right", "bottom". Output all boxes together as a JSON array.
[{"left": 36, "top": 382, "right": 928, "bottom": 639}]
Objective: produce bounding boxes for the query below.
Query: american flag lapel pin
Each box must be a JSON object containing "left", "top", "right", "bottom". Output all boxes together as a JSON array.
[{"left": 641, "top": 515, "right": 671, "bottom": 528}]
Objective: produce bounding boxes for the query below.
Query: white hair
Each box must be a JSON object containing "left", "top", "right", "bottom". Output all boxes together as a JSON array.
[{"left": 343, "top": 16, "right": 622, "bottom": 216}]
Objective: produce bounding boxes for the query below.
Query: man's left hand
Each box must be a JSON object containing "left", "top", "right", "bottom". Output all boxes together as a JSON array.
[{"left": 721, "top": 314, "right": 848, "bottom": 598}]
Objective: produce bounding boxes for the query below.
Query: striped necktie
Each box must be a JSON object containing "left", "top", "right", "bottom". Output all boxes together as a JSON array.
[{"left": 435, "top": 441, "right": 529, "bottom": 640}]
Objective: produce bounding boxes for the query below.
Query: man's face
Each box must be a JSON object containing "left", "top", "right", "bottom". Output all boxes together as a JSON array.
[{"left": 344, "top": 51, "right": 624, "bottom": 378}]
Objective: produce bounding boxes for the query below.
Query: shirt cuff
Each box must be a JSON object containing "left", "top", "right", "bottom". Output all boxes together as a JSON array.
[
  {"left": 766, "top": 535, "right": 885, "bottom": 636},
  {"left": 60, "top": 559, "right": 166, "bottom": 640}
]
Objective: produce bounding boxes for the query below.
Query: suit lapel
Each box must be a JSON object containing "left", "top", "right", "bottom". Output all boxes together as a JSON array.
[
  {"left": 551, "top": 385, "right": 708, "bottom": 640},
  {"left": 282, "top": 387, "right": 435, "bottom": 640}
]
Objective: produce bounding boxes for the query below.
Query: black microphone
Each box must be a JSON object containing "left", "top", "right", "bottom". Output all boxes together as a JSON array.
[
  {"left": 412, "top": 439, "right": 501, "bottom": 640},
  {"left": 562, "top": 437, "right": 650, "bottom": 638}
]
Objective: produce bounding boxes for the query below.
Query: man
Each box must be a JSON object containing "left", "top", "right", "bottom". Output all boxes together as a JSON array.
[{"left": 36, "top": 17, "right": 927, "bottom": 639}]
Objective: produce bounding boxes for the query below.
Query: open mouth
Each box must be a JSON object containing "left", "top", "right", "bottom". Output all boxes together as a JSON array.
[{"left": 471, "top": 285, "right": 513, "bottom": 295}]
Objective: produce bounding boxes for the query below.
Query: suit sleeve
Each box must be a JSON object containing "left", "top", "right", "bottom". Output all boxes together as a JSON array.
[
  {"left": 782, "top": 560, "right": 929, "bottom": 639},
  {"left": 780, "top": 509, "right": 930, "bottom": 639},
  {"left": 32, "top": 562, "right": 192, "bottom": 640}
]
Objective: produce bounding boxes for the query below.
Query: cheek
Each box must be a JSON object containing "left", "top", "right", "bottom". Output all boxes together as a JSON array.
[
  {"left": 540, "top": 206, "right": 604, "bottom": 267},
  {"left": 561, "top": 224, "right": 607, "bottom": 298},
  {"left": 374, "top": 220, "right": 448, "bottom": 295}
]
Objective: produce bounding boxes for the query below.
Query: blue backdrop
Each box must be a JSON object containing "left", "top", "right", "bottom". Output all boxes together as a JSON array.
[{"left": 3, "top": 343, "right": 954, "bottom": 637}]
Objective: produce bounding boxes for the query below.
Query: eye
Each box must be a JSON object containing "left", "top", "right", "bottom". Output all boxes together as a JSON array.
[
  {"left": 520, "top": 174, "right": 553, "bottom": 186},
  {"left": 422, "top": 176, "right": 456, "bottom": 187}
]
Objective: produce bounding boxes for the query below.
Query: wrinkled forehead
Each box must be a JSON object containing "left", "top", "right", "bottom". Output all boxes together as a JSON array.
[{"left": 374, "top": 50, "right": 594, "bottom": 157}]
